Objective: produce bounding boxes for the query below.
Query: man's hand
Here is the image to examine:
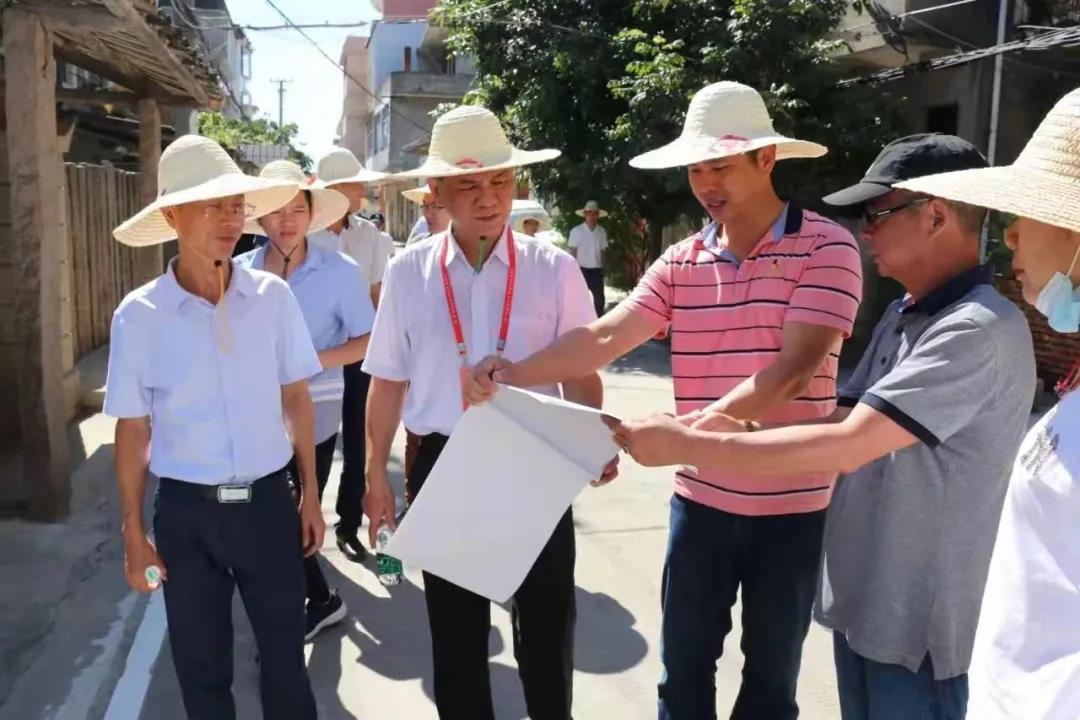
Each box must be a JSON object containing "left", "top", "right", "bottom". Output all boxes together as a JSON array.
[
  {"left": 363, "top": 471, "right": 397, "bottom": 549},
  {"left": 605, "top": 413, "right": 698, "bottom": 468},
  {"left": 123, "top": 532, "right": 167, "bottom": 593},
  {"left": 299, "top": 494, "right": 326, "bottom": 557},
  {"left": 590, "top": 455, "right": 620, "bottom": 487},
  {"left": 690, "top": 410, "right": 745, "bottom": 433},
  {"left": 464, "top": 355, "right": 515, "bottom": 405}
]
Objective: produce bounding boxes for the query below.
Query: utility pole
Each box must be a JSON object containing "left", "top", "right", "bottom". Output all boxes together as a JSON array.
[{"left": 271, "top": 78, "right": 292, "bottom": 127}]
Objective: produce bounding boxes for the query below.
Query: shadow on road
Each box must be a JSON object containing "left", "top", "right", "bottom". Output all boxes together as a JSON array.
[
  {"left": 607, "top": 339, "right": 671, "bottom": 378},
  {"left": 574, "top": 588, "right": 649, "bottom": 675}
]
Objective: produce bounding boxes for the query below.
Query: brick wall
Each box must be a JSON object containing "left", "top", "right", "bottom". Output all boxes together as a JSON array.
[{"left": 996, "top": 274, "right": 1080, "bottom": 384}]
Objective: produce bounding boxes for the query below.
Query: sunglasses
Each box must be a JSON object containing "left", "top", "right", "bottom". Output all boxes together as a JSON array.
[
  {"left": 997, "top": 211, "right": 1018, "bottom": 227},
  {"left": 861, "top": 197, "right": 929, "bottom": 227}
]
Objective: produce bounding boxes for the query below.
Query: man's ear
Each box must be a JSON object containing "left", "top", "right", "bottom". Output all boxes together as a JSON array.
[
  {"left": 928, "top": 197, "right": 948, "bottom": 232},
  {"left": 160, "top": 206, "right": 180, "bottom": 231},
  {"left": 757, "top": 145, "right": 778, "bottom": 173}
]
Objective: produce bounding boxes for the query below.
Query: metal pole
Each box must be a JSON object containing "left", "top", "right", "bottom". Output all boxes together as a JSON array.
[
  {"left": 987, "top": 0, "right": 1009, "bottom": 166},
  {"left": 271, "top": 78, "right": 291, "bottom": 127}
]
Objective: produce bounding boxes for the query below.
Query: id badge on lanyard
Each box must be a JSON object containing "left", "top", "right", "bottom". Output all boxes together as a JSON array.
[{"left": 440, "top": 227, "right": 517, "bottom": 410}]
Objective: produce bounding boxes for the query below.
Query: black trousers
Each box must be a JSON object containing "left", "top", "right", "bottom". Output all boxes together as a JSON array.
[
  {"left": 287, "top": 434, "right": 338, "bottom": 606},
  {"left": 413, "top": 433, "right": 577, "bottom": 720},
  {"left": 336, "top": 360, "right": 370, "bottom": 533},
  {"left": 153, "top": 471, "right": 316, "bottom": 720},
  {"left": 581, "top": 267, "right": 605, "bottom": 318}
]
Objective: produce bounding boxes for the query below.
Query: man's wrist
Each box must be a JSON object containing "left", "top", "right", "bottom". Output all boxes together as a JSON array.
[{"left": 122, "top": 519, "right": 146, "bottom": 540}]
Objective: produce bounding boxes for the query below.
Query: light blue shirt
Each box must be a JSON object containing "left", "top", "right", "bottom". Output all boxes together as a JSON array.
[
  {"left": 103, "top": 260, "right": 322, "bottom": 485},
  {"left": 237, "top": 243, "right": 375, "bottom": 442},
  {"left": 701, "top": 202, "right": 789, "bottom": 265}
]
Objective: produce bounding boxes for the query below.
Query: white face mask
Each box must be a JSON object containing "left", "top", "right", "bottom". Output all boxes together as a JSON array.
[{"left": 1034, "top": 243, "right": 1080, "bottom": 333}]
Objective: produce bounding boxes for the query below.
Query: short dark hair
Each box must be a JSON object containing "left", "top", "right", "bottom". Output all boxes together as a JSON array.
[
  {"left": 945, "top": 198, "right": 987, "bottom": 235},
  {"left": 301, "top": 190, "right": 313, "bottom": 213}
]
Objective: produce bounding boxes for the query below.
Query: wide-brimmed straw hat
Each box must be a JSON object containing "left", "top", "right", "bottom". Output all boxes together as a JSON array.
[
  {"left": 317, "top": 147, "right": 387, "bottom": 186},
  {"left": 243, "top": 160, "right": 349, "bottom": 236},
  {"left": 394, "top": 105, "right": 561, "bottom": 179},
  {"left": 113, "top": 135, "right": 298, "bottom": 247},
  {"left": 897, "top": 88, "right": 1080, "bottom": 233},
  {"left": 401, "top": 180, "right": 432, "bottom": 205},
  {"left": 510, "top": 199, "right": 553, "bottom": 233},
  {"left": 630, "top": 82, "right": 828, "bottom": 170},
  {"left": 575, "top": 200, "right": 608, "bottom": 218}
]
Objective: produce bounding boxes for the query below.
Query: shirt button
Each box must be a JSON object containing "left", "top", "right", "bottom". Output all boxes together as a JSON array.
[{"left": 880, "top": 356, "right": 888, "bottom": 365}]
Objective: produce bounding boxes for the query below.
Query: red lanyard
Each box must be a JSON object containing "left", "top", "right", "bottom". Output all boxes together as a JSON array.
[
  {"left": 439, "top": 227, "right": 516, "bottom": 366},
  {"left": 1056, "top": 356, "right": 1080, "bottom": 398}
]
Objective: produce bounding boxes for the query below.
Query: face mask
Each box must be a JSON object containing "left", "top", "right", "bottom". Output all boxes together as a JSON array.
[{"left": 1034, "top": 243, "right": 1080, "bottom": 333}]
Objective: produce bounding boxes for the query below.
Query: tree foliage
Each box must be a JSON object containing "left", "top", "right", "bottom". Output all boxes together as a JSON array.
[
  {"left": 435, "top": 0, "right": 903, "bottom": 273},
  {"left": 197, "top": 112, "right": 312, "bottom": 170}
]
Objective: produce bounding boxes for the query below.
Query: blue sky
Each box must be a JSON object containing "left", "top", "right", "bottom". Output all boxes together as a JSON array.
[{"left": 227, "top": 0, "right": 380, "bottom": 162}]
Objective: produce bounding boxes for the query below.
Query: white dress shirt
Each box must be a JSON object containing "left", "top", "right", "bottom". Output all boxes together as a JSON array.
[
  {"left": 968, "top": 390, "right": 1080, "bottom": 719},
  {"left": 103, "top": 260, "right": 322, "bottom": 485},
  {"left": 362, "top": 228, "right": 596, "bottom": 436},
  {"left": 568, "top": 223, "right": 608, "bottom": 269},
  {"left": 309, "top": 214, "right": 391, "bottom": 287}
]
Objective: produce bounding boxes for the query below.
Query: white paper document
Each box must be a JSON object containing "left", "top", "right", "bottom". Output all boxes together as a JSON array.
[{"left": 387, "top": 385, "right": 620, "bottom": 602}]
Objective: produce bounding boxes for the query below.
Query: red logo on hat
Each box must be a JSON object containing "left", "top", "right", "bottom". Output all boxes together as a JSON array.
[
  {"left": 455, "top": 158, "right": 485, "bottom": 169},
  {"left": 706, "top": 135, "right": 751, "bottom": 155},
  {"left": 305, "top": 175, "right": 318, "bottom": 185}
]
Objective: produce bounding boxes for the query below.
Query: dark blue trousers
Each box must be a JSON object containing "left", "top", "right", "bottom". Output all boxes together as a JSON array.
[
  {"left": 154, "top": 471, "right": 316, "bottom": 720},
  {"left": 336, "top": 360, "right": 369, "bottom": 533},
  {"left": 659, "top": 495, "right": 826, "bottom": 720}
]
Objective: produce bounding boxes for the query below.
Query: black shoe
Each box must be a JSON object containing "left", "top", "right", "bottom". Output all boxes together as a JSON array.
[
  {"left": 335, "top": 526, "right": 368, "bottom": 563},
  {"left": 305, "top": 591, "right": 347, "bottom": 642}
]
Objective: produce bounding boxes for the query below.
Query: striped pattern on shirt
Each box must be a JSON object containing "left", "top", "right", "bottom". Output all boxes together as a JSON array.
[{"left": 622, "top": 206, "right": 863, "bottom": 516}]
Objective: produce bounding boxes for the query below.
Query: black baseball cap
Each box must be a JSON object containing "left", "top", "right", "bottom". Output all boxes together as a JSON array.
[
  {"left": 369, "top": 212, "right": 385, "bottom": 222},
  {"left": 823, "top": 134, "right": 988, "bottom": 207}
]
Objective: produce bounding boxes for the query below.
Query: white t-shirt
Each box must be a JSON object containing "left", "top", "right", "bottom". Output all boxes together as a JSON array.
[
  {"left": 968, "top": 389, "right": 1080, "bottom": 719},
  {"left": 568, "top": 223, "right": 608, "bottom": 269},
  {"left": 309, "top": 214, "right": 391, "bottom": 287}
]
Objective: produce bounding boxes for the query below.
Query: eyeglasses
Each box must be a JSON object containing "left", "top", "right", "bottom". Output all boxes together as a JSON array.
[
  {"left": 997, "top": 211, "right": 1018, "bottom": 228},
  {"left": 862, "top": 197, "right": 929, "bottom": 227},
  {"left": 203, "top": 201, "right": 256, "bottom": 222},
  {"left": 421, "top": 203, "right": 444, "bottom": 212}
]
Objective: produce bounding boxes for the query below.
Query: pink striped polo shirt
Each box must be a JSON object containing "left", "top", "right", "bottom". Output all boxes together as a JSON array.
[{"left": 622, "top": 205, "right": 863, "bottom": 516}]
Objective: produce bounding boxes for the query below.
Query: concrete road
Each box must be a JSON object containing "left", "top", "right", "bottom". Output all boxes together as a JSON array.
[{"left": 5, "top": 341, "right": 840, "bottom": 720}]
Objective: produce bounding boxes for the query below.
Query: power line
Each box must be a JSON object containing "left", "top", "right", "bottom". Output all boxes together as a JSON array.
[
  {"left": 840, "top": 0, "right": 978, "bottom": 33},
  {"left": 244, "top": 22, "right": 370, "bottom": 31},
  {"left": 261, "top": 0, "right": 435, "bottom": 136}
]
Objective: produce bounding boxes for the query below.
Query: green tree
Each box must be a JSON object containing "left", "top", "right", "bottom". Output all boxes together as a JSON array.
[
  {"left": 436, "top": 0, "right": 902, "bottom": 283},
  {"left": 197, "top": 112, "right": 312, "bottom": 170}
]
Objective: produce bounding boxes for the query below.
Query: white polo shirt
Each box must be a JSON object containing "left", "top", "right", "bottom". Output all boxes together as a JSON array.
[
  {"left": 968, "top": 390, "right": 1080, "bottom": 719},
  {"left": 568, "top": 223, "right": 608, "bottom": 269},
  {"left": 362, "top": 228, "right": 596, "bottom": 436},
  {"left": 309, "top": 214, "right": 391, "bottom": 287},
  {"left": 103, "top": 260, "right": 322, "bottom": 485}
]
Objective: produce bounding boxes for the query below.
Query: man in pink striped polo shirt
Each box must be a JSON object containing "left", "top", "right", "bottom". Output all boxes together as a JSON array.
[{"left": 466, "top": 82, "right": 863, "bottom": 719}]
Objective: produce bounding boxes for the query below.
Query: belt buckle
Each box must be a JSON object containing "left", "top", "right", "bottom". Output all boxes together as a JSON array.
[{"left": 216, "top": 484, "right": 252, "bottom": 504}]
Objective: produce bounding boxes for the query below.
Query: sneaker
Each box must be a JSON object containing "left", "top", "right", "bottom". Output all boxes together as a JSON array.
[
  {"left": 305, "top": 591, "right": 347, "bottom": 642},
  {"left": 335, "top": 526, "right": 368, "bottom": 563}
]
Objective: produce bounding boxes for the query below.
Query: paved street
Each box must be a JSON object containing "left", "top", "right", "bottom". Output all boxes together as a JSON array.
[{"left": 3, "top": 341, "right": 839, "bottom": 720}]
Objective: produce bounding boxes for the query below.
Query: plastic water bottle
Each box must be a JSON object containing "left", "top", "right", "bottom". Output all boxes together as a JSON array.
[
  {"left": 144, "top": 565, "right": 162, "bottom": 590},
  {"left": 376, "top": 526, "right": 404, "bottom": 586}
]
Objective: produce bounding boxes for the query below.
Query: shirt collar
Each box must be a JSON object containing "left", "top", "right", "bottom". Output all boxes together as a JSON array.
[
  {"left": 154, "top": 257, "right": 257, "bottom": 310},
  {"left": 901, "top": 264, "right": 994, "bottom": 317},
  {"left": 700, "top": 201, "right": 796, "bottom": 253},
  {"left": 443, "top": 224, "right": 512, "bottom": 269}
]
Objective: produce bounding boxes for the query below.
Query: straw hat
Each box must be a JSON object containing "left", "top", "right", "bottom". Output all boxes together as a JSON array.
[
  {"left": 394, "top": 105, "right": 561, "bottom": 179},
  {"left": 629, "top": 82, "right": 828, "bottom": 170},
  {"left": 897, "top": 88, "right": 1080, "bottom": 233},
  {"left": 317, "top": 147, "right": 387, "bottom": 186},
  {"left": 401, "top": 180, "right": 432, "bottom": 205},
  {"left": 242, "top": 160, "right": 349, "bottom": 236},
  {"left": 510, "top": 199, "right": 552, "bottom": 233},
  {"left": 575, "top": 200, "right": 608, "bottom": 218},
  {"left": 113, "top": 135, "right": 298, "bottom": 247}
]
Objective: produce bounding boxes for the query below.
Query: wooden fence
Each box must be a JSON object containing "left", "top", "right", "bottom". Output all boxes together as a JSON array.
[{"left": 64, "top": 163, "right": 142, "bottom": 361}]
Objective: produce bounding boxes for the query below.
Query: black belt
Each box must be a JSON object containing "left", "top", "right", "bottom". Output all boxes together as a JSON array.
[{"left": 159, "top": 468, "right": 287, "bottom": 504}]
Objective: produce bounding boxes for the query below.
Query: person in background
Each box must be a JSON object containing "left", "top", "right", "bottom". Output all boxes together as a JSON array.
[
  {"left": 609, "top": 133, "right": 1036, "bottom": 720},
  {"left": 467, "top": 81, "right": 862, "bottom": 720},
  {"left": 568, "top": 200, "right": 609, "bottom": 316},
  {"left": 105, "top": 136, "right": 322, "bottom": 719},
  {"left": 404, "top": 180, "right": 451, "bottom": 247},
  {"left": 363, "top": 105, "right": 617, "bottom": 720},
  {"left": 236, "top": 160, "right": 375, "bottom": 642},
  {"left": 369, "top": 211, "right": 397, "bottom": 259},
  {"left": 309, "top": 147, "right": 390, "bottom": 564},
  {"left": 897, "top": 89, "right": 1080, "bottom": 720},
  {"left": 510, "top": 199, "right": 554, "bottom": 239}
]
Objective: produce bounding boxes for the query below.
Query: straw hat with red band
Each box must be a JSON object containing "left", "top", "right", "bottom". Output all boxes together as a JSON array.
[
  {"left": 393, "top": 105, "right": 561, "bottom": 180},
  {"left": 629, "top": 81, "right": 828, "bottom": 170},
  {"left": 113, "top": 135, "right": 299, "bottom": 247}
]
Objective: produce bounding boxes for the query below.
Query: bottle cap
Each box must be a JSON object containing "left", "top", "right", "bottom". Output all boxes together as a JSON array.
[{"left": 145, "top": 565, "right": 162, "bottom": 588}]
